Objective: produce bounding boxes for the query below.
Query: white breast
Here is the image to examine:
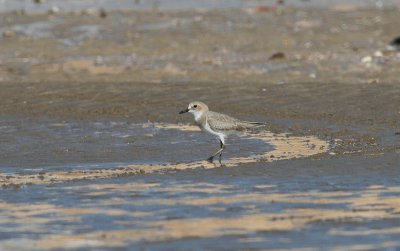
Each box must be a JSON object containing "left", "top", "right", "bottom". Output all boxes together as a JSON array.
[{"left": 204, "top": 118, "right": 226, "bottom": 145}]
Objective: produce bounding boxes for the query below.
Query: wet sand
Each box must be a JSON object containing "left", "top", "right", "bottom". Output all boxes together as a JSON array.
[{"left": 1, "top": 2, "right": 400, "bottom": 250}]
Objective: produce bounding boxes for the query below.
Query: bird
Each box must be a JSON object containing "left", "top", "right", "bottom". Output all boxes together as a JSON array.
[{"left": 179, "top": 101, "right": 264, "bottom": 164}]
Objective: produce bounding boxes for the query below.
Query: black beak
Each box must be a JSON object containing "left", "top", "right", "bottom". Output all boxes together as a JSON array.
[{"left": 179, "top": 108, "right": 189, "bottom": 114}]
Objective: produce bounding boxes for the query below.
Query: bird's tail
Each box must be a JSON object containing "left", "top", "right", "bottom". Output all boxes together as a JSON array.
[{"left": 238, "top": 121, "right": 265, "bottom": 129}]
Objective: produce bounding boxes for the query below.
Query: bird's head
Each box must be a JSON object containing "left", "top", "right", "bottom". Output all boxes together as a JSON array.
[{"left": 179, "top": 101, "right": 209, "bottom": 117}]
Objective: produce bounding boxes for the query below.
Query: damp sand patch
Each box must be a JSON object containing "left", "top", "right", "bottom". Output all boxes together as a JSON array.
[
  {"left": 1, "top": 185, "right": 400, "bottom": 250},
  {"left": 0, "top": 123, "right": 331, "bottom": 186}
]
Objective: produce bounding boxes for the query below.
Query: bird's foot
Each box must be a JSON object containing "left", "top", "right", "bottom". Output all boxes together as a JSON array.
[{"left": 207, "top": 156, "right": 214, "bottom": 163}]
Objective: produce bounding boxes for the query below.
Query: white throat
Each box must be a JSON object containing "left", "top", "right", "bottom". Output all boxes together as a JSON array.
[{"left": 192, "top": 110, "right": 204, "bottom": 121}]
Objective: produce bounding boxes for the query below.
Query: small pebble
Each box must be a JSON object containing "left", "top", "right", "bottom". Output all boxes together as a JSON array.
[
  {"left": 367, "top": 78, "right": 379, "bottom": 84},
  {"left": 2, "top": 30, "right": 15, "bottom": 38},
  {"left": 49, "top": 6, "right": 60, "bottom": 14},
  {"left": 99, "top": 8, "right": 107, "bottom": 18},
  {"left": 269, "top": 52, "right": 286, "bottom": 60},
  {"left": 361, "top": 56, "right": 372, "bottom": 64},
  {"left": 374, "top": 50, "right": 383, "bottom": 57},
  {"left": 388, "top": 36, "right": 400, "bottom": 51}
]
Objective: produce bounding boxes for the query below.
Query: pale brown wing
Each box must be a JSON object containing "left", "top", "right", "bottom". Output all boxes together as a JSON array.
[
  {"left": 207, "top": 111, "right": 264, "bottom": 132},
  {"left": 206, "top": 111, "right": 242, "bottom": 132}
]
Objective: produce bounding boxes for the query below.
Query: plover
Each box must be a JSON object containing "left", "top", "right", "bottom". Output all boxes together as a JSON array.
[{"left": 179, "top": 101, "right": 263, "bottom": 164}]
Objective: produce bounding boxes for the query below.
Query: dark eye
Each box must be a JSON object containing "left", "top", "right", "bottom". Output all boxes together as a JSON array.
[{"left": 193, "top": 105, "right": 198, "bottom": 108}]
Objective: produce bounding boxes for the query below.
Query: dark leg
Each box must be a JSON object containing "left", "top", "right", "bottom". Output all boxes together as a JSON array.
[
  {"left": 218, "top": 140, "right": 224, "bottom": 164},
  {"left": 207, "top": 140, "right": 225, "bottom": 164}
]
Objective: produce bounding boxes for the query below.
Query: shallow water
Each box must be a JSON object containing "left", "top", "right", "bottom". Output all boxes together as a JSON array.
[
  {"left": 0, "top": 116, "right": 330, "bottom": 187},
  {"left": 1, "top": 110, "right": 400, "bottom": 250},
  {"left": 0, "top": 117, "right": 273, "bottom": 170},
  {"left": 1, "top": 155, "right": 400, "bottom": 250}
]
